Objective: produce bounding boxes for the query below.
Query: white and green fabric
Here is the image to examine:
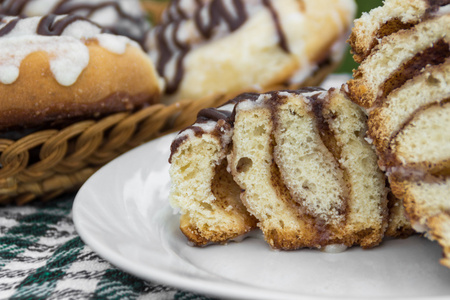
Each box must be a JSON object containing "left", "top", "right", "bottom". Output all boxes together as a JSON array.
[{"left": 0, "top": 194, "right": 214, "bottom": 300}]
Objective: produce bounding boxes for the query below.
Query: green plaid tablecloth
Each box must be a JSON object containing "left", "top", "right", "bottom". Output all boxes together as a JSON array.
[{"left": 0, "top": 193, "right": 214, "bottom": 300}]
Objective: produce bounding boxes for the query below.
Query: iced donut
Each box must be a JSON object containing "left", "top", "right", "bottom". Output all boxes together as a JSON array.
[
  {"left": 0, "top": 14, "right": 162, "bottom": 131},
  {"left": 0, "top": 0, "right": 151, "bottom": 48},
  {"left": 147, "top": 0, "right": 356, "bottom": 103}
]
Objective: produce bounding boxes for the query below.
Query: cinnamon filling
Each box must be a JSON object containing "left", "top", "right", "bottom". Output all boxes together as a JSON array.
[
  {"left": 379, "top": 39, "right": 450, "bottom": 102},
  {"left": 211, "top": 159, "right": 249, "bottom": 215},
  {"left": 269, "top": 151, "right": 325, "bottom": 248},
  {"left": 311, "top": 97, "right": 350, "bottom": 218},
  {"left": 372, "top": 19, "right": 417, "bottom": 51},
  {"left": 386, "top": 98, "right": 450, "bottom": 175}
]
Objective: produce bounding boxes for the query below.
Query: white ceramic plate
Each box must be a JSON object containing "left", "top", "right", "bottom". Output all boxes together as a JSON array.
[{"left": 73, "top": 132, "right": 450, "bottom": 300}]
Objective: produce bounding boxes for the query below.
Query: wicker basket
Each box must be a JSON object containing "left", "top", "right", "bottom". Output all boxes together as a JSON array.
[
  {"left": 141, "top": 0, "right": 169, "bottom": 23},
  {"left": 0, "top": 0, "right": 339, "bottom": 205},
  {"left": 0, "top": 95, "right": 229, "bottom": 205}
]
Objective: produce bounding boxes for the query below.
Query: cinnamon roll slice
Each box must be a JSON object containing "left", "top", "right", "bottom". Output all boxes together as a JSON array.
[{"left": 227, "top": 89, "right": 388, "bottom": 249}]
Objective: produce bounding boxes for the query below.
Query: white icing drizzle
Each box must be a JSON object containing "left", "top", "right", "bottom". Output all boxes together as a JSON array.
[
  {"left": 435, "top": 4, "right": 450, "bottom": 16},
  {"left": 321, "top": 244, "right": 348, "bottom": 253},
  {"left": 1, "top": 0, "right": 150, "bottom": 45},
  {"left": 0, "top": 15, "right": 140, "bottom": 86}
]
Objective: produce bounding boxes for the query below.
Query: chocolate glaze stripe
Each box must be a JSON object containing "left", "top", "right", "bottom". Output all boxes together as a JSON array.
[
  {"left": 170, "top": 89, "right": 326, "bottom": 161},
  {"left": 163, "top": 0, "right": 203, "bottom": 23},
  {"left": 154, "top": 20, "right": 188, "bottom": 94},
  {"left": 0, "top": 0, "right": 145, "bottom": 25},
  {"left": 0, "top": 15, "right": 20, "bottom": 36},
  {"left": 54, "top": 1, "right": 141, "bottom": 21},
  {"left": 262, "top": 0, "right": 289, "bottom": 53},
  {"left": 425, "top": 0, "right": 450, "bottom": 15},
  {"left": 0, "top": 0, "right": 28, "bottom": 15},
  {"left": 197, "top": 108, "right": 233, "bottom": 122},
  {"left": 0, "top": 0, "right": 149, "bottom": 47},
  {"left": 428, "top": 0, "right": 450, "bottom": 7},
  {"left": 37, "top": 14, "right": 101, "bottom": 36},
  {"left": 0, "top": 14, "right": 102, "bottom": 37},
  {"left": 169, "top": 92, "right": 259, "bottom": 162},
  {"left": 194, "top": 0, "right": 247, "bottom": 38}
]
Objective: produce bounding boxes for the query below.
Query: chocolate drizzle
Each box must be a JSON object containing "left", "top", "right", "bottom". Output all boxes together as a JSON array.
[
  {"left": 0, "top": 0, "right": 28, "bottom": 16},
  {"left": 0, "top": 0, "right": 150, "bottom": 48},
  {"left": 0, "top": 14, "right": 102, "bottom": 37},
  {"left": 200, "top": 0, "right": 246, "bottom": 37},
  {"left": 162, "top": 0, "right": 202, "bottom": 22},
  {"left": 0, "top": 14, "right": 20, "bottom": 36},
  {"left": 37, "top": 14, "right": 97, "bottom": 36},
  {"left": 169, "top": 89, "right": 323, "bottom": 162},
  {"left": 151, "top": 0, "right": 291, "bottom": 94},
  {"left": 170, "top": 89, "right": 363, "bottom": 246},
  {"left": 427, "top": 0, "right": 450, "bottom": 7},
  {"left": 262, "top": 0, "right": 289, "bottom": 53}
]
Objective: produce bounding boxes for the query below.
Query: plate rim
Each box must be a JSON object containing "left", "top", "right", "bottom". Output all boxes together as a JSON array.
[
  {"left": 73, "top": 133, "right": 330, "bottom": 300},
  {"left": 73, "top": 125, "right": 450, "bottom": 300}
]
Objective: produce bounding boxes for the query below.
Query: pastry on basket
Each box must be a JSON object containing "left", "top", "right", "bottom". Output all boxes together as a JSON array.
[
  {"left": 0, "top": 0, "right": 151, "bottom": 48},
  {"left": 170, "top": 87, "right": 392, "bottom": 250},
  {"left": 0, "top": 14, "right": 163, "bottom": 132},
  {"left": 346, "top": 0, "right": 450, "bottom": 267},
  {"left": 147, "top": 0, "right": 356, "bottom": 103}
]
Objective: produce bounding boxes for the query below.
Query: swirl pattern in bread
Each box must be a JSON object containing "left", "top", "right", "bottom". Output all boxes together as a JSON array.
[
  {"left": 346, "top": 0, "right": 450, "bottom": 267},
  {"left": 170, "top": 88, "right": 391, "bottom": 249}
]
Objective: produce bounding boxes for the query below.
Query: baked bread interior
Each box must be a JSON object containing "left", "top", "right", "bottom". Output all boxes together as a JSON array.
[
  {"left": 170, "top": 88, "right": 396, "bottom": 250},
  {"left": 169, "top": 96, "right": 258, "bottom": 246},
  {"left": 346, "top": 0, "right": 450, "bottom": 267},
  {"left": 228, "top": 88, "right": 388, "bottom": 249}
]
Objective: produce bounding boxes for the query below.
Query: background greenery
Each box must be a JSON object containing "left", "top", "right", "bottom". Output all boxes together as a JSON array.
[{"left": 336, "top": 0, "right": 384, "bottom": 73}]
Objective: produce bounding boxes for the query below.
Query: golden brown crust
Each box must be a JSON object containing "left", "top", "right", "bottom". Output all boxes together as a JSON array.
[
  {"left": 0, "top": 41, "right": 161, "bottom": 131},
  {"left": 349, "top": 18, "right": 418, "bottom": 64},
  {"left": 346, "top": 74, "right": 372, "bottom": 108},
  {"left": 428, "top": 213, "right": 450, "bottom": 268},
  {"left": 390, "top": 175, "right": 450, "bottom": 266},
  {"left": 347, "top": 15, "right": 450, "bottom": 110},
  {"left": 180, "top": 211, "right": 256, "bottom": 246},
  {"left": 385, "top": 191, "right": 415, "bottom": 238}
]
